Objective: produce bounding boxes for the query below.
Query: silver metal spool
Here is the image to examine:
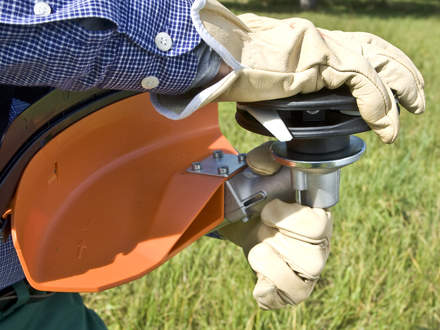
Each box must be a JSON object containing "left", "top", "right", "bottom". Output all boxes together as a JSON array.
[{"left": 270, "top": 136, "right": 366, "bottom": 208}]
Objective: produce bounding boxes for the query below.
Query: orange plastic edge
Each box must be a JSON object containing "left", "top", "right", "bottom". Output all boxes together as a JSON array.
[{"left": 11, "top": 93, "right": 236, "bottom": 292}]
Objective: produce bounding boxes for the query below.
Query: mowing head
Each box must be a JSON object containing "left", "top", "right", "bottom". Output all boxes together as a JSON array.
[{"left": 235, "top": 87, "right": 371, "bottom": 208}]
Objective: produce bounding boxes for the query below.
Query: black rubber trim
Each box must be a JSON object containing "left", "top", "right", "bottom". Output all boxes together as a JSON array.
[{"left": 0, "top": 85, "right": 14, "bottom": 138}]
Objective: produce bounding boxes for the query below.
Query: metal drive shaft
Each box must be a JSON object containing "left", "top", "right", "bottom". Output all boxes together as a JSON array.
[
  {"left": 222, "top": 136, "right": 365, "bottom": 225},
  {"left": 270, "top": 136, "right": 366, "bottom": 208}
]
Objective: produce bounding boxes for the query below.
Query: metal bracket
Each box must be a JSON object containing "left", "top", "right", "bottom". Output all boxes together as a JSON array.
[
  {"left": 223, "top": 166, "right": 294, "bottom": 224},
  {"left": 186, "top": 150, "right": 247, "bottom": 178}
]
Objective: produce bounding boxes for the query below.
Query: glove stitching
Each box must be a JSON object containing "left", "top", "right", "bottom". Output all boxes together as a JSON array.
[
  {"left": 246, "top": 141, "right": 280, "bottom": 176},
  {"left": 240, "top": 44, "right": 391, "bottom": 121},
  {"left": 255, "top": 274, "right": 297, "bottom": 308},
  {"left": 324, "top": 64, "right": 389, "bottom": 116},
  {"left": 357, "top": 32, "right": 424, "bottom": 83},
  {"left": 242, "top": 62, "right": 392, "bottom": 128},
  {"left": 275, "top": 227, "right": 329, "bottom": 245},
  {"left": 276, "top": 286, "right": 298, "bottom": 306},
  {"left": 341, "top": 32, "right": 424, "bottom": 111},
  {"left": 316, "top": 31, "right": 391, "bottom": 118},
  {"left": 247, "top": 161, "right": 277, "bottom": 175},
  {"left": 373, "top": 53, "right": 425, "bottom": 111},
  {"left": 342, "top": 31, "right": 424, "bottom": 90},
  {"left": 263, "top": 240, "right": 321, "bottom": 281}
]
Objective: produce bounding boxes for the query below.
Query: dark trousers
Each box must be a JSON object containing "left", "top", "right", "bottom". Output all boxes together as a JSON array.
[{"left": 0, "top": 281, "right": 106, "bottom": 330}]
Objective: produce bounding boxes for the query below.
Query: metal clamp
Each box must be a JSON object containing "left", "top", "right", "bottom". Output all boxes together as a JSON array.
[
  {"left": 186, "top": 150, "right": 247, "bottom": 178},
  {"left": 223, "top": 166, "right": 294, "bottom": 224},
  {"left": 270, "top": 136, "right": 366, "bottom": 208}
]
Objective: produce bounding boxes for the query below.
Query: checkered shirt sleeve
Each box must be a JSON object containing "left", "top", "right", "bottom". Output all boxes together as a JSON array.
[
  {"left": 0, "top": 0, "right": 201, "bottom": 94},
  {"left": 0, "top": 236, "right": 26, "bottom": 290}
]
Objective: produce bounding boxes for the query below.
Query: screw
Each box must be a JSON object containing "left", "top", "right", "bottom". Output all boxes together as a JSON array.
[
  {"left": 217, "top": 166, "right": 229, "bottom": 175},
  {"left": 237, "top": 153, "right": 246, "bottom": 162},
  {"left": 191, "top": 162, "right": 201, "bottom": 171},
  {"left": 213, "top": 150, "right": 224, "bottom": 159}
]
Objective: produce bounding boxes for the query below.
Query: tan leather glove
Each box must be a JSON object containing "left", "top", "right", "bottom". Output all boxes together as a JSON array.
[
  {"left": 219, "top": 142, "right": 332, "bottom": 310},
  {"left": 316, "top": 28, "right": 425, "bottom": 121},
  {"left": 152, "top": 0, "right": 425, "bottom": 143}
]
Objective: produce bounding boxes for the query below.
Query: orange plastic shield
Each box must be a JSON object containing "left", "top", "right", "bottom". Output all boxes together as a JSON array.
[{"left": 12, "top": 93, "right": 235, "bottom": 292}]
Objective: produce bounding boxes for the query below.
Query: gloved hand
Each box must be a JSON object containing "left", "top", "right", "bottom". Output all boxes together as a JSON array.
[
  {"left": 154, "top": 0, "right": 425, "bottom": 143},
  {"left": 219, "top": 142, "right": 332, "bottom": 310}
]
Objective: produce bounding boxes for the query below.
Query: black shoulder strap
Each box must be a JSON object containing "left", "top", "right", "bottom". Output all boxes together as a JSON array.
[{"left": 0, "top": 85, "right": 15, "bottom": 140}]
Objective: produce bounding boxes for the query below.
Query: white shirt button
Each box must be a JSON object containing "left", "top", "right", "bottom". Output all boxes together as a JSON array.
[
  {"left": 34, "top": 2, "right": 52, "bottom": 17},
  {"left": 155, "top": 32, "right": 173, "bottom": 52},
  {"left": 141, "top": 76, "right": 160, "bottom": 90}
]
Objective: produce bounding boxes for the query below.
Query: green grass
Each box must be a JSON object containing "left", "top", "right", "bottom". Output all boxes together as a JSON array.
[{"left": 83, "top": 2, "right": 440, "bottom": 329}]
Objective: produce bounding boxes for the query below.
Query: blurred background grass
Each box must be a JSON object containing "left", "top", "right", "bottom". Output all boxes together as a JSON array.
[{"left": 84, "top": 0, "right": 440, "bottom": 328}]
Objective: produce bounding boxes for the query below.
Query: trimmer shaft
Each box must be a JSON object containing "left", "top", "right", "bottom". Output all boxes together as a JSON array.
[{"left": 270, "top": 136, "right": 365, "bottom": 208}]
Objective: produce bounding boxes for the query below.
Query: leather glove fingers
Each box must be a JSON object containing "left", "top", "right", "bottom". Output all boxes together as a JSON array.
[
  {"left": 348, "top": 32, "right": 425, "bottom": 115},
  {"left": 319, "top": 29, "right": 425, "bottom": 115},
  {"left": 249, "top": 244, "right": 316, "bottom": 309},
  {"left": 245, "top": 141, "right": 281, "bottom": 176},
  {"left": 219, "top": 141, "right": 333, "bottom": 310},
  {"left": 248, "top": 198, "right": 332, "bottom": 309},
  {"left": 260, "top": 199, "right": 332, "bottom": 279}
]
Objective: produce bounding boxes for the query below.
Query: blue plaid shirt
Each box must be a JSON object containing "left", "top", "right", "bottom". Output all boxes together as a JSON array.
[
  {"left": 0, "top": 0, "right": 201, "bottom": 94},
  {"left": 0, "top": 0, "right": 212, "bottom": 290}
]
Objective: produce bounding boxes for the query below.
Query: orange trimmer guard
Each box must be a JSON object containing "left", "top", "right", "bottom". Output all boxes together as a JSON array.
[{"left": 11, "top": 93, "right": 235, "bottom": 292}]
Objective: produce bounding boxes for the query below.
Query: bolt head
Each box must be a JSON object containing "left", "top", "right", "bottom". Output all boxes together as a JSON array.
[
  {"left": 237, "top": 153, "right": 246, "bottom": 162},
  {"left": 213, "top": 150, "right": 224, "bottom": 159},
  {"left": 217, "top": 166, "right": 229, "bottom": 175},
  {"left": 191, "top": 162, "right": 201, "bottom": 171}
]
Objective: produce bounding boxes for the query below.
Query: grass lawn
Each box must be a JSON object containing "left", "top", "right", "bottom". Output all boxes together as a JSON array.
[{"left": 83, "top": 1, "right": 440, "bottom": 328}]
